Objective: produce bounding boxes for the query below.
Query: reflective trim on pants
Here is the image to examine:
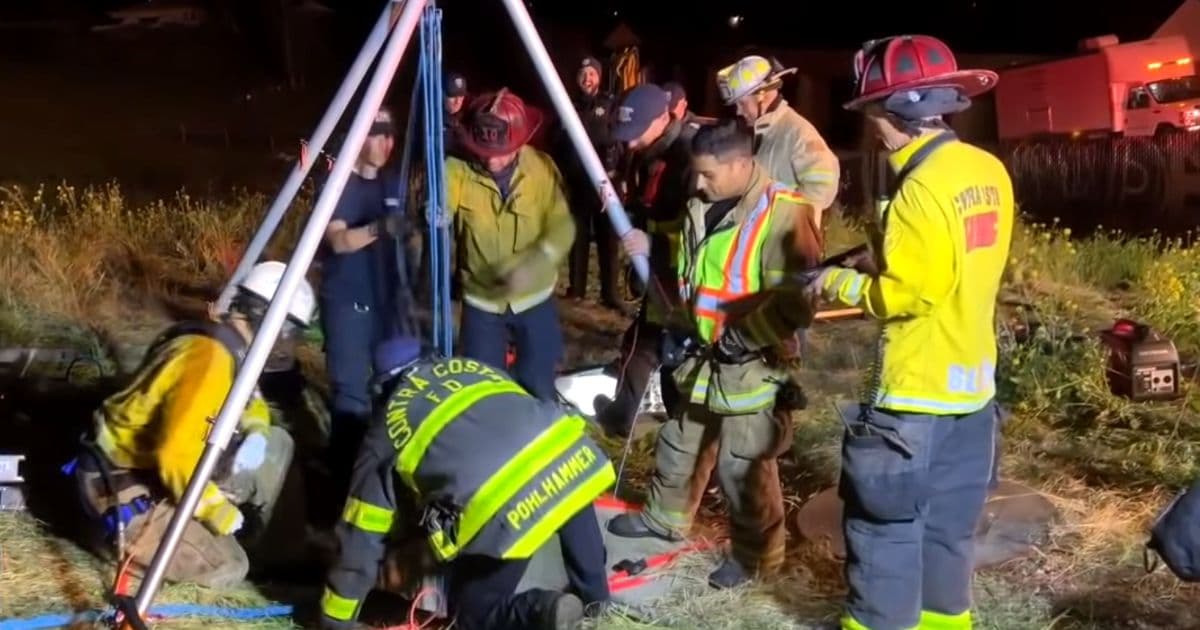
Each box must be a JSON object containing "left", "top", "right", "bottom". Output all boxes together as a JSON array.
[{"left": 838, "top": 403, "right": 994, "bottom": 630}]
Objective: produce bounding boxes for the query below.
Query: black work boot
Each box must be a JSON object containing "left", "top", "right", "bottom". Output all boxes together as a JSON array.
[
  {"left": 537, "top": 592, "right": 585, "bottom": 630},
  {"left": 708, "top": 556, "right": 751, "bottom": 590},
  {"left": 606, "top": 513, "right": 681, "bottom": 542},
  {"left": 594, "top": 396, "right": 632, "bottom": 439}
]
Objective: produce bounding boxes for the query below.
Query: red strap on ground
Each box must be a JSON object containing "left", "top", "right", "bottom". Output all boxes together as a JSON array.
[{"left": 606, "top": 539, "right": 716, "bottom": 594}]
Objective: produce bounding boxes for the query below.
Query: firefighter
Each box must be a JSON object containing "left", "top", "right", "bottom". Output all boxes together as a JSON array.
[
  {"left": 607, "top": 120, "right": 823, "bottom": 588},
  {"left": 320, "top": 337, "right": 613, "bottom": 630},
  {"left": 593, "top": 83, "right": 693, "bottom": 438},
  {"left": 716, "top": 55, "right": 841, "bottom": 224},
  {"left": 661, "top": 81, "right": 714, "bottom": 137},
  {"left": 804, "top": 35, "right": 1013, "bottom": 630},
  {"left": 559, "top": 56, "right": 623, "bottom": 310},
  {"left": 447, "top": 88, "right": 575, "bottom": 402},
  {"left": 71, "top": 261, "right": 314, "bottom": 589}
]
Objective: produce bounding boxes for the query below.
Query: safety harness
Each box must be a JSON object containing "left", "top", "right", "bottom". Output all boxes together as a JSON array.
[{"left": 63, "top": 322, "right": 249, "bottom": 547}]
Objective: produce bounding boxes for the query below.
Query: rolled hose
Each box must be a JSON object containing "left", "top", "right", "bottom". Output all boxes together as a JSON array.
[{"left": 0, "top": 603, "right": 293, "bottom": 630}]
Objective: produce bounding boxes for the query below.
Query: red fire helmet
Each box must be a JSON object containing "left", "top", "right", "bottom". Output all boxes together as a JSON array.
[
  {"left": 844, "top": 35, "right": 998, "bottom": 111},
  {"left": 459, "top": 88, "right": 544, "bottom": 158}
]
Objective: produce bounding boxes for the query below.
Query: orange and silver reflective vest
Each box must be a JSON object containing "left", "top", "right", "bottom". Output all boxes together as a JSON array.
[{"left": 672, "top": 165, "right": 821, "bottom": 414}]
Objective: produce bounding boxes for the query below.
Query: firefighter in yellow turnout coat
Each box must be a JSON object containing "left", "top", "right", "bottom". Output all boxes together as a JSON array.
[
  {"left": 608, "top": 120, "right": 822, "bottom": 588},
  {"left": 809, "top": 35, "right": 1015, "bottom": 630}
]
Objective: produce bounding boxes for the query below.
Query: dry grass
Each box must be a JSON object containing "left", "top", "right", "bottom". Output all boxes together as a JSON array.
[{"left": 4, "top": 184, "right": 1200, "bottom": 628}]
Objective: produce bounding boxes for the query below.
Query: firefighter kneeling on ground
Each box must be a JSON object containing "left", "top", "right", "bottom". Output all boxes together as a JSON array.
[
  {"left": 804, "top": 35, "right": 1014, "bottom": 630},
  {"left": 70, "top": 261, "right": 314, "bottom": 589},
  {"left": 607, "top": 120, "right": 823, "bottom": 588},
  {"left": 320, "top": 337, "right": 613, "bottom": 630}
]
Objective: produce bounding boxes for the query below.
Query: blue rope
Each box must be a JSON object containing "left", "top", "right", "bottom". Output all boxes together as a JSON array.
[
  {"left": 418, "top": 2, "right": 451, "bottom": 356},
  {"left": 0, "top": 604, "right": 294, "bottom": 630}
]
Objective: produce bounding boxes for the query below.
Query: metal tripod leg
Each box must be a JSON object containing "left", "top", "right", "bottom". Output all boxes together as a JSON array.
[{"left": 130, "top": 0, "right": 429, "bottom": 617}]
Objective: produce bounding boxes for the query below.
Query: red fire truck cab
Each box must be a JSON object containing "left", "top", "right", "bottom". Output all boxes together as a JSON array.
[{"left": 995, "top": 35, "right": 1200, "bottom": 140}]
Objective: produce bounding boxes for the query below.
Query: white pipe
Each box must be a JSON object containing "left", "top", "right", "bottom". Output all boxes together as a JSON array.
[
  {"left": 497, "top": 0, "right": 650, "bottom": 284},
  {"left": 214, "top": 3, "right": 398, "bottom": 313},
  {"left": 131, "top": 0, "right": 428, "bottom": 615}
]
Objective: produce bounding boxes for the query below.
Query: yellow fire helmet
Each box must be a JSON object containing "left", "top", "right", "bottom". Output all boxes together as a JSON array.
[{"left": 716, "top": 55, "right": 797, "bottom": 105}]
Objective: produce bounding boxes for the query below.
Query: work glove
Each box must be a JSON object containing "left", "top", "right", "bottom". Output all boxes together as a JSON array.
[
  {"left": 500, "top": 248, "right": 550, "bottom": 296},
  {"left": 801, "top": 267, "right": 834, "bottom": 303},
  {"left": 227, "top": 507, "right": 246, "bottom": 536},
  {"left": 374, "top": 212, "right": 406, "bottom": 238},
  {"left": 232, "top": 432, "right": 268, "bottom": 475}
]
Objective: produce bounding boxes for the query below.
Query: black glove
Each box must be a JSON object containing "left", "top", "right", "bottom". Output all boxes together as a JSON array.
[{"left": 374, "top": 213, "right": 406, "bottom": 238}]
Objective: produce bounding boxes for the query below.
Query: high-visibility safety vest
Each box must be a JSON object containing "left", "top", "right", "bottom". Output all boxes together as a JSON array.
[
  {"left": 321, "top": 357, "right": 616, "bottom": 627},
  {"left": 671, "top": 166, "right": 821, "bottom": 415},
  {"left": 820, "top": 132, "right": 1014, "bottom": 415}
]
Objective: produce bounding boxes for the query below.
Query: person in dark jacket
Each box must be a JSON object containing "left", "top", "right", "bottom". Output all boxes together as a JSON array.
[
  {"left": 595, "top": 84, "right": 694, "bottom": 438},
  {"left": 320, "top": 337, "right": 613, "bottom": 630},
  {"left": 557, "top": 56, "right": 624, "bottom": 311}
]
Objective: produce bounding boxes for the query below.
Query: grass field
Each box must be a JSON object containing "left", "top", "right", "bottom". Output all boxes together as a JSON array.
[{"left": 3, "top": 182, "right": 1200, "bottom": 629}]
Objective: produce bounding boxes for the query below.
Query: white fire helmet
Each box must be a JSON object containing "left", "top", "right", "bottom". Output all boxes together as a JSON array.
[{"left": 237, "top": 261, "right": 316, "bottom": 327}]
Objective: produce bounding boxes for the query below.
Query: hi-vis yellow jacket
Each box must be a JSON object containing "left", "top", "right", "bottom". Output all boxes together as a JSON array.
[
  {"left": 445, "top": 146, "right": 575, "bottom": 315},
  {"left": 94, "top": 332, "right": 270, "bottom": 536},
  {"left": 819, "top": 132, "right": 1014, "bottom": 415}
]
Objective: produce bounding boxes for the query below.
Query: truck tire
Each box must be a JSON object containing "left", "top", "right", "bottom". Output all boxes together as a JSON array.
[{"left": 1155, "top": 124, "right": 1179, "bottom": 138}]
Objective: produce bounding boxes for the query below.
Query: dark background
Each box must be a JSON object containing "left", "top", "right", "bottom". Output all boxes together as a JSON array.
[{"left": 0, "top": 0, "right": 1187, "bottom": 199}]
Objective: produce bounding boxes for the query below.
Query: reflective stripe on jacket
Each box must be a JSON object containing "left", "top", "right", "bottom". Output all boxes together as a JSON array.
[
  {"left": 445, "top": 146, "right": 576, "bottom": 314},
  {"left": 322, "top": 357, "right": 615, "bottom": 625},
  {"left": 752, "top": 100, "right": 840, "bottom": 221},
  {"left": 93, "top": 324, "right": 269, "bottom": 536},
  {"left": 820, "top": 132, "right": 1014, "bottom": 415},
  {"left": 672, "top": 166, "right": 822, "bottom": 414}
]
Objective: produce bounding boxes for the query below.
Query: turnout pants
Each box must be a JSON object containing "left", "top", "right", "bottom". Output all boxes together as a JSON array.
[
  {"left": 76, "top": 428, "right": 295, "bottom": 590},
  {"left": 448, "top": 504, "right": 609, "bottom": 630},
  {"left": 566, "top": 198, "right": 620, "bottom": 305},
  {"left": 460, "top": 298, "right": 564, "bottom": 402},
  {"left": 838, "top": 403, "right": 996, "bottom": 630},
  {"left": 641, "top": 403, "right": 786, "bottom": 575}
]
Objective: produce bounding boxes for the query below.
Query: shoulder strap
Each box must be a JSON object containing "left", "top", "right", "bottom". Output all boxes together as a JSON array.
[
  {"left": 146, "top": 321, "right": 248, "bottom": 376},
  {"left": 887, "top": 131, "right": 957, "bottom": 200}
]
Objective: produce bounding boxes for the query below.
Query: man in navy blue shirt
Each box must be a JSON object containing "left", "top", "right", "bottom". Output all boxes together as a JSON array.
[{"left": 318, "top": 107, "right": 407, "bottom": 503}]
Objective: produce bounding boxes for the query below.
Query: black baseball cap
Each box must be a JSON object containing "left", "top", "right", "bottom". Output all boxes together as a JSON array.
[
  {"left": 445, "top": 72, "right": 467, "bottom": 98},
  {"left": 612, "top": 84, "right": 670, "bottom": 143}
]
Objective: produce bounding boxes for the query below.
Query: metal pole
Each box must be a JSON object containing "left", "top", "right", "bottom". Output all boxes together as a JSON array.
[
  {"left": 497, "top": 0, "right": 649, "bottom": 284},
  {"left": 131, "top": 0, "right": 428, "bottom": 616},
  {"left": 214, "top": 3, "right": 399, "bottom": 313}
]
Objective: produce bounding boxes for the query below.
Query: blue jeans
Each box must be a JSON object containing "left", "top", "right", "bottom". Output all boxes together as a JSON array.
[
  {"left": 838, "top": 402, "right": 996, "bottom": 630},
  {"left": 448, "top": 504, "right": 609, "bottom": 630},
  {"left": 460, "top": 298, "right": 564, "bottom": 401}
]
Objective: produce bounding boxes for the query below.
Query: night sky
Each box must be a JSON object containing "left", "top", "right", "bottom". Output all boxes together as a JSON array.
[{"left": 2, "top": 0, "right": 1191, "bottom": 55}]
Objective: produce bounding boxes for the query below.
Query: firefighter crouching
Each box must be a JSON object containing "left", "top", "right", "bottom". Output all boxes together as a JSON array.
[
  {"left": 717, "top": 55, "right": 841, "bottom": 225},
  {"left": 607, "top": 120, "right": 823, "bottom": 588},
  {"left": 70, "top": 261, "right": 314, "bottom": 589},
  {"left": 805, "top": 35, "right": 1014, "bottom": 630},
  {"left": 321, "top": 337, "right": 612, "bottom": 630}
]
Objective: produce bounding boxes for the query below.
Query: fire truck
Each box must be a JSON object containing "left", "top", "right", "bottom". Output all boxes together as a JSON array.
[{"left": 995, "top": 35, "right": 1200, "bottom": 140}]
